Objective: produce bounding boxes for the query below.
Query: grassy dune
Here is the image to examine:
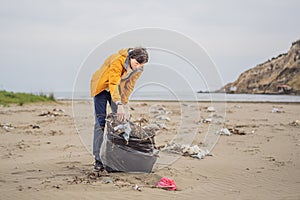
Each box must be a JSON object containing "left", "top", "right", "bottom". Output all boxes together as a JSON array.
[{"left": 0, "top": 90, "right": 55, "bottom": 106}]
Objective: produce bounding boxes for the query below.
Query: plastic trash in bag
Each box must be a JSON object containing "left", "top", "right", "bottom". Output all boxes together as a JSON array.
[
  {"left": 113, "top": 122, "right": 131, "bottom": 143},
  {"left": 100, "top": 114, "right": 159, "bottom": 173}
]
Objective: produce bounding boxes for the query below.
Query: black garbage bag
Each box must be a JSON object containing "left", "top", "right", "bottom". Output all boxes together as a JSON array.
[{"left": 100, "top": 114, "right": 158, "bottom": 173}]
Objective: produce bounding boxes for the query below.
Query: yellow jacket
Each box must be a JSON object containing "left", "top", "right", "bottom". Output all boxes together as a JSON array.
[{"left": 90, "top": 48, "right": 143, "bottom": 104}]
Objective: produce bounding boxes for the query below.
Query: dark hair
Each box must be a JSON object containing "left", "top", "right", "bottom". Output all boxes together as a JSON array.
[{"left": 130, "top": 47, "right": 149, "bottom": 64}]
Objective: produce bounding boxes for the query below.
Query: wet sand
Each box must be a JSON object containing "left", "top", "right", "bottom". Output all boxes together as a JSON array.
[{"left": 0, "top": 100, "right": 299, "bottom": 199}]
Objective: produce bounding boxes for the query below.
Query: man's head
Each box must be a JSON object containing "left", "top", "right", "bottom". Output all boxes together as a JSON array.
[{"left": 129, "top": 47, "right": 148, "bottom": 70}]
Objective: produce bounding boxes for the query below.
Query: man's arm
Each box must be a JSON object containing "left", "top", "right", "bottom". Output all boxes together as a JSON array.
[{"left": 108, "top": 58, "right": 123, "bottom": 103}]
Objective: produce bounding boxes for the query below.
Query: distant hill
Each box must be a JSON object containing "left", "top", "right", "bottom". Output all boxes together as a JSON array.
[{"left": 219, "top": 39, "right": 300, "bottom": 95}]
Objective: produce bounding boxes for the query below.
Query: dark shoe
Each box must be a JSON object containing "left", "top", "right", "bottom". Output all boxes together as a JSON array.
[
  {"left": 94, "top": 160, "right": 104, "bottom": 172},
  {"left": 105, "top": 165, "right": 119, "bottom": 173}
]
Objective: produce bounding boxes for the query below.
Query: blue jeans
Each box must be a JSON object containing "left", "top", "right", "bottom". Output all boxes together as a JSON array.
[{"left": 93, "top": 90, "right": 117, "bottom": 161}]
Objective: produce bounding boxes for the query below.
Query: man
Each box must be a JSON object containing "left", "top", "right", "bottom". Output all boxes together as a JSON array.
[{"left": 90, "top": 47, "right": 149, "bottom": 172}]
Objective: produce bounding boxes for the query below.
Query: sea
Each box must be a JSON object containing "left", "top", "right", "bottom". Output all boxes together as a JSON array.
[{"left": 52, "top": 91, "right": 300, "bottom": 103}]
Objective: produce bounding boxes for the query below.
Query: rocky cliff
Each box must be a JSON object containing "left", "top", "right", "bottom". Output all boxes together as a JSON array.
[{"left": 220, "top": 39, "right": 300, "bottom": 95}]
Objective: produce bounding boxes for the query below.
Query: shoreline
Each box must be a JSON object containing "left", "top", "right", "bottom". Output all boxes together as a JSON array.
[
  {"left": 65, "top": 99, "right": 300, "bottom": 104},
  {"left": 52, "top": 92, "right": 300, "bottom": 103}
]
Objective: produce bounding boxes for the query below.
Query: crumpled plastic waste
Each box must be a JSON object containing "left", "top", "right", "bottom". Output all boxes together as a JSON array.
[
  {"left": 161, "top": 143, "right": 211, "bottom": 160},
  {"left": 113, "top": 122, "right": 132, "bottom": 142},
  {"left": 289, "top": 120, "right": 300, "bottom": 126},
  {"left": 203, "top": 118, "right": 212, "bottom": 123},
  {"left": 216, "top": 128, "right": 232, "bottom": 136},
  {"left": 132, "top": 184, "right": 142, "bottom": 191},
  {"left": 156, "top": 177, "right": 177, "bottom": 191},
  {"left": 0, "top": 123, "right": 15, "bottom": 131},
  {"left": 272, "top": 108, "right": 284, "bottom": 113},
  {"left": 182, "top": 144, "right": 201, "bottom": 155},
  {"left": 156, "top": 115, "right": 171, "bottom": 121},
  {"left": 206, "top": 106, "right": 216, "bottom": 112},
  {"left": 191, "top": 148, "right": 210, "bottom": 159}
]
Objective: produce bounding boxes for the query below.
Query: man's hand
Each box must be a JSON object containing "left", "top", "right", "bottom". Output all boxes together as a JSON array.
[{"left": 117, "top": 104, "right": 126, "bottom": 122}]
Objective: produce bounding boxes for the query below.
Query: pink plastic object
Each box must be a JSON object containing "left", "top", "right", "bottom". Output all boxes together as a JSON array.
[{"left": 156, "top": 177, "right": 177, "bottom": 191}]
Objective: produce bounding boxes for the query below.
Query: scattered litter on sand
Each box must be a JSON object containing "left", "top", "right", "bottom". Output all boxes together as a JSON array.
[
  {"left": 31, "top": 124, "right": 40, "bottom": 129},
  {"left": 38, "top": 108, "right": 66, "bottom": 117},
  {"left": 228, "top": 127, "right": 247, "bottom": 135},
  {"left": 202, "top": 118, "right": 213, "bottom": 123},
  {"left": 224, "top": 124, "right": 252, "bottom": 135},
  {"left": 143, "top": 123, "right": 160, "bottom": 131},
  {"left": 0, "top": 123, "right": 15, "bottom": 131},
  {"left": 156, "top": 177, "right": 177, "bottom": 191},
  {"left": 156, "top": 115, "right": 171, "bottom": 121},
  {"left": 149, "top": 104, "right": 167, "bottom": 115},
  {"left": 53, "top": 108, "right": 65, "bottom": 112},
  {"left": 143, "top": 121, "right": 170, "bottom": 131},
  {"left": 206, "top": 106, "right": 216, "bottom": 112},
  {"left": 191, "top": 149, "right": 210, "bottom": 159},
  {"left": 289, "top": 120, "right": 300, "bottom": 126},
  {"left": 102, "top": 179, "right": 113, "bottom": 184},
  {"left": 216, "top": 128, "right": 232, "bottom": 136},
  {"left": 133, "top": 117, "right": 148, "bottom": 124},
  {"left": 160, "top": 143, "right": 212, "bottom": 159},
  {"left": 132, "top": 184, "right": 142, "bottom": 191},
  {"left": 272, "top": 108, "right": 284, "bottom": 113}
]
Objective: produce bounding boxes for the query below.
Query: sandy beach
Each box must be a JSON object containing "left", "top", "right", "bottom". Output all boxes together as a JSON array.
[{"left": 0, "top": 100, "right": 299, "bottom": 200}]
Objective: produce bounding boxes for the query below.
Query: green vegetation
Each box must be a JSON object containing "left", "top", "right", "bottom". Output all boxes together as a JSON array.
[{"left": 0, "top": 90, "right": 56, "bottom": 106}]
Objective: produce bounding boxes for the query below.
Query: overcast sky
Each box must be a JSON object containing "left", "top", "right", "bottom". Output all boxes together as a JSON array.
[{"left": 0, "top": 0, "right": 299, "bottom": 93}]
